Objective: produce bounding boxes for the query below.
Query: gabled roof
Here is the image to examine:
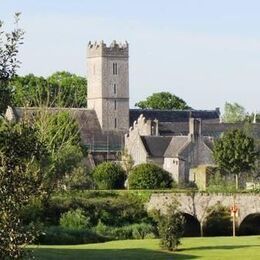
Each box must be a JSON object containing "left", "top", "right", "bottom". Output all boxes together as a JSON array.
[
  {"left": 129, "top": 109, "right": 220, "bottom": 126},
  {"left": 140, "top": 136, "right": 172, "bottom": 157},
  {"left": 164, "top": 136, "right": 190, "bottom": 157}
]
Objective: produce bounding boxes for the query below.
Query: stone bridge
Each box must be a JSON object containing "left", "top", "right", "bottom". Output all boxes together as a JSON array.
[{"left": 147, "top": 193, "right": 260, "bottom": 228}]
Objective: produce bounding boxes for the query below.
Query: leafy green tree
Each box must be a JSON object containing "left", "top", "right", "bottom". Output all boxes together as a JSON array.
[
  {"left": 213, "top": 129, "right": 258, "bottom": 189},
  {"left": 47, "top": 71, "right": 87, "bottom": 107},
  {"left": 33, "top": 109, "right": 84, "bottom": 197},
  {"left": 128, "top": 163, "right": 172, "bottom": 189},
  {"left": 92, "top": 162, "right": 126, "bottom": 189},
  {"left": 0, "top": 13, "right": 24, "bottom": 115},
  {"left": 222, "top": 102, "right": 246, "bottom": 123},
  {"left": 135, "top": 92, "right": 190, "bottom": 110},
  {"left": 158, "top": 203, "right": 184, "bottom": 251},
  {"left": 10, "top": 71, "right": 87, "bottom": 107},
  {"left": 10, "top": 74, "right": 49, "bottom": 107},
  {"left": 0, "top": 122, "right": 48, "bottom": 258}
]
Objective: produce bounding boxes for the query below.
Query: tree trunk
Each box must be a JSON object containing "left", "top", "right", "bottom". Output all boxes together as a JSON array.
[
  {"left": 200, "top": 222, "right": 204, "bottom": 237},
  {"left": 235, "top": 174, "right": 239, "bottom": 190}
]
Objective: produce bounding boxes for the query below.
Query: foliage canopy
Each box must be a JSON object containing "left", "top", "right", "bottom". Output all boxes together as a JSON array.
[
  {"left": 213, "top": 129, "right": 257, "bottom": 176},
  {"left": 135, "top": 92, "right": 190, "bottom": 110},
  {"left": 128, "top": 163, "right": 172, "bottom": 189},
  {"left": 93, "top": 162, "right": 126, "bottom": 189}
]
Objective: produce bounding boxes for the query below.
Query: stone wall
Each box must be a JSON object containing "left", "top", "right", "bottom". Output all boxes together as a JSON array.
[
  {"left": 87, "top": 41, "right": 129, "bottom": 132},
  {"left": 147, "top": 192, "right": 260, "bottom": 226}
]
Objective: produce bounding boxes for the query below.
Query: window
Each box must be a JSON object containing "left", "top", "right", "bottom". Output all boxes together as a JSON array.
[
  {"left": 114, "top": 118, "right": 117, "bottom": 128},
  {"left": 114, "top": 100, "right": 117, "bottom": 110},
  {"left": 113, "top": 63, "right": 117, "bottom": 75},
  {"left": 114, "top": 84, "right": 117, "bottom": 94}
]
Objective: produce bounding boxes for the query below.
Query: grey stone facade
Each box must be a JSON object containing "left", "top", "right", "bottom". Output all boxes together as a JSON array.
[
  {"left": 125, "top": 115, "right": 215, "bottom": 183},
  {"left": 87, "top": 41, "right": 129, "bottom": 132}
]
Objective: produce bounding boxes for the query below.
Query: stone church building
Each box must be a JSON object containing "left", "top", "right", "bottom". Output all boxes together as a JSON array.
[{"left": 6, "top": 40, "right": 260, "bottom": 184}]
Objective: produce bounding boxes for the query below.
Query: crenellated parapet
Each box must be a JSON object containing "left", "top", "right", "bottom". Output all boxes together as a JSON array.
[{"left": 88, "top": 40, "right": 129, "bottom": 58}]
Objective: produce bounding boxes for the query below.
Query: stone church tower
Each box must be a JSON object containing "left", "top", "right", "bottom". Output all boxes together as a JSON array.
[{"left": 87, "top": 40, "right": 129, "bottom": 132}]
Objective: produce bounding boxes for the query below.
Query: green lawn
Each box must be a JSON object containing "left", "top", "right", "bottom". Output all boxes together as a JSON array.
[{"left": 31, "top": 236, "right": 260, "bottom": 259}]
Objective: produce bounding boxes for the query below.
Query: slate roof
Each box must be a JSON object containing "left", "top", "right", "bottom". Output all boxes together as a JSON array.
[
  {"left": 129, "top": 109, "right": 220, "bottom": 126},
  {"left": 164, "top": 136, "right": 190, "bottom": 157},
  {"left": 140, "top": 136, "right": 172, "bottom": 157},
  {"left": 14, "top": 107, "right": 124, "bottom": 151}
]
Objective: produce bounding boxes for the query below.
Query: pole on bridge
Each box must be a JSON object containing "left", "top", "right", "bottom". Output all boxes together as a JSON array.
[{"left": 230, "top": 195, "right": 238, "bottom": 237}]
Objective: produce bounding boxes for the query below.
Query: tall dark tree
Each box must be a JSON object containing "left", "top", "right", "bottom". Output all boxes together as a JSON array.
[
  {"left": 135, "top": 91, "right": 190, "bottom": 110},
  {"left": 213, "top": 129, "right": 258, "bottom": 189},
  {"left": 0, "top": 13, "right": 24, "bottom": 115}
]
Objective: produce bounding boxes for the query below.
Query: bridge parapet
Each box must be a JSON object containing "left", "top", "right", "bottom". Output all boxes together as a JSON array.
[{"left": 147, "top": 193, "right": 260, "bottom": 226}]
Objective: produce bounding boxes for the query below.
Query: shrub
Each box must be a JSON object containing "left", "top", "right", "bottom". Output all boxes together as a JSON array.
[
  {"left": 59, "top": 209, "right": 90, "bottom": 230},
  {"left": 92, "top": 162, "right": 126, "bottom": 189},
  {"left": 128, "top": 163, "right": 172, "bottom": 189},
  {"left": 37, "top": 226, "right": 108, "bottom": 245},
  {"left": 158, "top": 204, "right": 184, "bottom": 251},
  {"left": 94, "top": 221, "right": 155, "bottom": 240},
  {"left": 132, "top": 223, "right": 155, "bottom": 239}
]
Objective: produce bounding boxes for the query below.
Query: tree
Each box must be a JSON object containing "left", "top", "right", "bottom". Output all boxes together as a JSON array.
[
  {"left": 222, "top": 102, "right": 246, "bottom": 123},
  {"left": 10, "top": 71, "right": 87, "bottom": 108},
  {"left": 0, "top": 122, "right": 48, "bottom": 258},
  {"left": 135, "top": 92, "right": 190, "bottom": 110},
  {"left": 92, "top": 162, "right": 126, "bottom": 189},
  {"left": 213, "top": 129, "right": 258, "bottom": 189},
  {"left": 0, "top": 13, "right": 24, "bottom": 115},
  {"left": 120, "top": 149, "right": 134, "bottom": 188},
  {"left": 47, "top": 71, "right": 87, "bottom": 107},
  {"left": 128, "top": 163, "right": 172, "bottom": 189},
  {"left": 158, "top": 203, "right": 184, "bottom": 251},
  {"left": 32, "top": 109, "right": 84, "bottom": 197}
]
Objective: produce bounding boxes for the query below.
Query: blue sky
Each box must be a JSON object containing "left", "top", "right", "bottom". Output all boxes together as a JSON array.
[{"left": 1, "top": 0, "right": 260, "bottom": 112}]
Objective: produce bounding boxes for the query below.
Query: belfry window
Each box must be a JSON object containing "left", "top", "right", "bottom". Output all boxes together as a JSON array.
[
  {"left": 114, "top": 84, "right": 117, "bottom": 94},
  {"left": 113, "top": 63, "right": 118, "bottom": 75},
  {"left": 114, "top": 118, "right": 117, "bottom": 128},
  {"left": 114, "top": 100, "right": 117, "bottom": 110}
]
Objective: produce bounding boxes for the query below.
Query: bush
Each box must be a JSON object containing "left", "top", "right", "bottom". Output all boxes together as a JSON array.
[
  {"left": 158, "top": 204, "right": 184, "bottom": 251},
  {"left": 59, "top": 209, "right": 91, "bottom": 230},
  {"left": 92, "top": 162, "right": 126, "bottom": 189},
  {"left": 45, "top": 191, "right": 148, "bottom": 227},
  {"left": 94, "top": 221, "right": 155, "bottom": 240},
  {"left": 37, "top": 226, "right": 108, "bottom": 245},
  {"left": 128, "top": 163, "right": 172, "bottom": 189},
  {"left": 62, "top": 166, "right": 95, "bottom": 190}
]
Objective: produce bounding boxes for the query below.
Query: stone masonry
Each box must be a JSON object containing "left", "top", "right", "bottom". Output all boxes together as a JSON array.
[
  {"left": 87, "top": 41, "right": 129, "bottom": 132},
  {"left": 147, "top": 192, "right": 260, "bottom": 227}
]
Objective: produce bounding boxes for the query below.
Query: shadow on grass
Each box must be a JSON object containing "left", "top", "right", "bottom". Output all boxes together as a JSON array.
[
  {"left": 180, "top": 244, "right": 260, "bottom": 251},
  {"left": 31, "top": 248, "right": 199, "bottom": 260}
]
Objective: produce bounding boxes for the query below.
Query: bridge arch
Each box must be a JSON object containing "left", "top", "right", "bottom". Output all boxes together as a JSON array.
[
  {"left": 181, "top": 213, "right": 201, "bottom": 237},
  {"left": 239, "top": 213, "right": 260, "bottom": 235}
]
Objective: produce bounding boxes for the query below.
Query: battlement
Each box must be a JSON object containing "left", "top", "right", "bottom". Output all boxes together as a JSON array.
[{"left": 87, "top": 40, "right": 129, "bottom": 58}]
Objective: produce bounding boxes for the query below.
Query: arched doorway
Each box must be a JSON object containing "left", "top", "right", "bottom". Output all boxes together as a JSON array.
[
  {"left": 239, "top": 213, "right": 260, "bottom": 235},
  {"left": 182, "top": 213, "right": 201, "bottom": 237}
]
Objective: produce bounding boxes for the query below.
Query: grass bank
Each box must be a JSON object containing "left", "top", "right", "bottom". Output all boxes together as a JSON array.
[{"left": 31, "top": 236, "right": 260, "bottom": 259}]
